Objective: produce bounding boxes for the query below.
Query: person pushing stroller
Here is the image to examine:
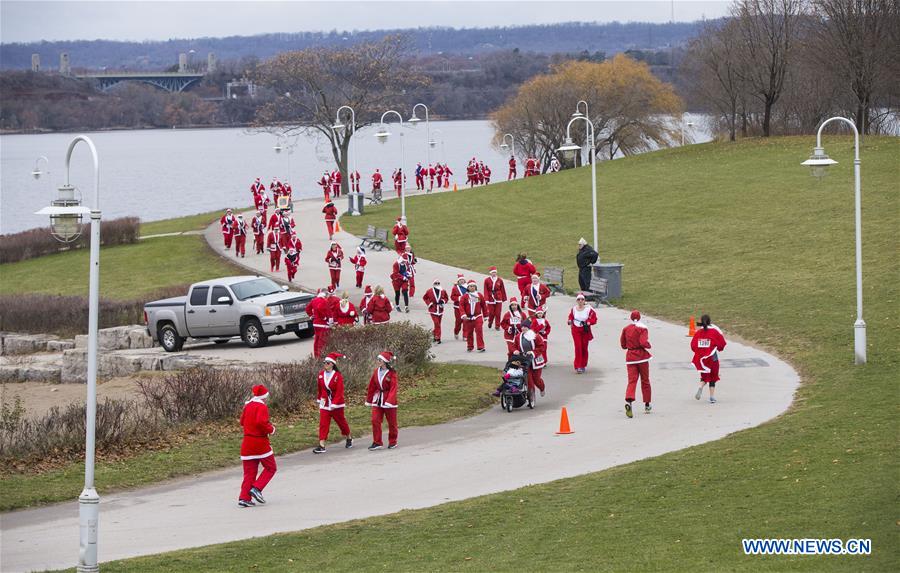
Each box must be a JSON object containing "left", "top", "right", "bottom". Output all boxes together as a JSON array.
[{"left": 492, "top": 353, "right": 528, "bottom": 397}]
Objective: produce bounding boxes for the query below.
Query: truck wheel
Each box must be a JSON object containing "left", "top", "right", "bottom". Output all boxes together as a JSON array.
[
  {"left": 158, "top": 324, "right": 184, "bottom": 353},
  {"left": 294, "top": 325, "right": 314, "bottom": 339},
  {"left": 242, "top": 318, "right": 268, "bottom": 348}
]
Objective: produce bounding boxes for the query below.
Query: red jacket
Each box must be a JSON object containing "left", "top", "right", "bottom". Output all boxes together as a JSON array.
[
  {"left": 450, "top": 282, "right": 468, "bottom": 310},
  {"left": 483, "top": 276, "right": 507, "bottom": 304},
  {"left": 372, "top": 172, "right": 383, "bottom": 188},
  {"left": 251, "top": 215, "right": 266, "bottom": 236},
  {"left": 513, "top": 259, "right": 537, "bottom": 289},
  {"left": 266, "top": 230, "right": 280, "bottom": 253},
  {"left": 322, "top": 203, "right": 338, "bottom": 222},
  {"left": 531, "top": 316, "right": 551, "bottom": 339},
  {"left": 459, "top": 291, "right": 487, "bottom": 320},
  {"left": 512, "top": 331, "right": 547, "bottom": 369},
  {"left": 365, "top": 367, "right": 398, "bottom": 408},
  {"left": 523, "top": 283, "right": 551, "bottom": 313},
  {"left": 332, "top": 301, "right": 358, "bottom": 326},
  {"left": 280, "top": 234, "right": 302, "bottom": 254},
  {"left": 568, "top": 306, "right": 598, "bottom": 340},
  {"left": 349, "top": 253, "right": 367, "bottom": 272},
  {"left": 317, "top": 370, "right": 346, "bottom": 411},
  {"left": 691, "top": 325, "right": 727, "bottom": 373},
  {"left": 325, "top": 246, "right": 344, "bottom": 269},
  {"left": 500, "top": 309, "right": 525, "bottom": 342},
  {"left": 239, "top": 398, "right": 274, "bottom": 459},
  {"left": 392, "top": 224, "right": 409, "bottom": 246},
  {"left": 359, "top": 294, "right": 373, "bottom": 322},
  {"left": 220, "top": 214, "right": 235, "bottom": 235},
  {"left": 232, "top": 219, "right": 248, "bottom": 236},
  {"left": 620, "top": 321, "right": 652, "bottom": 364},
  {"left": 423, "top": 287, "right": 449, "bottom": 316},
  {"left": 391, "top": 259, "right": 411, "bottom": 291},
  {"left": 307, "top": 295, "right": 333, "bottom": 329},
  {"left": 366, "top": 295, "right": 393, "bottom": 324}
]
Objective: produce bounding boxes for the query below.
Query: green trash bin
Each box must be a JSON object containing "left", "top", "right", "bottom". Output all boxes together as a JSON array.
[{"left": 592, "top": 262, "right": 624, "bottom": 299}]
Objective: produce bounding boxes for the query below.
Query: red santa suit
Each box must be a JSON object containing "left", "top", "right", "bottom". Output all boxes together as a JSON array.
[
  {"left": 366, "top": 293, "right": 393, "bottom": 324},
  {"left": 317, "top": 363, "right": 351, "bottom": 442},
  {"left": 442, "top": 164, "right": 453, "bottom": 188},
  {"left": 279, "top": 233, "right": 302, "bottom": 258},
  {"left": 365, "top": 355, "right": 399, "bottom": 448},
  {"left": 332, "top": 299, "right": 358, "bottom": 327},
  {"left": 508, "top": 156, "right": 517, "bottom": 180},
  {"left": 620, "top": 311, "right": 652, "bottom": 404},
  {"left": 266, "top": 229, "right": 281, "bottom": 271},
  {"left": 392, "top": 170, "right": 404, "bottom": 197},
  {"left": 392, "top": 220, "right": 409, "bottom": 254},
  {"left": 284, "top": 249, "right": 300, "bottom": 282},
  {"left": 483, "top": 270, "right": 507, "bottom": 330},
  {"left": 403, "top": 249, "right": 418, "bottom": 296},
  {"left": 513, "top": 328, "right": 547, "bottom": 393},
  {"left": 220, "top": 211, "right": 235, "bottom": 249},
  {"left": 423, "top": 283, "right": 449, "bottom": 342},
  {"left": 459, "top": 284, "right": 487, "bottom": 352},
  {"left": 483, "top": 165, "right": 492, "bottom": 184},
  {"left": 523, "top": 280, "right": 551, "bottom": 317},
  {"left": 349, "top": 247, "right": 367, "bottom": 288},
  {"left": 267, "top": 211, "right": 280, "bottom": 231},
  {"left": 500, "top": 300, "right": 525, "bottom": 358},
  {"left": 351, "top": 171, "right": 361, "bottom": 193},
  {"left": 239, "top": 385, "right": 277, "bottom": 504},
  {"left": 449, "top": 277, "right": 468, "bottom": 338},
  {"left": 307, "top": 293, "right": 332, "bottom": 358},
  {"left": 691, "top": 324, "right": 727, "bottom": 383},
  {"left": 232, "top": 217, "right": 248, "bottom": 257},
  {"left": 372, "top": 170, "right": 383, "bottom": 191},
  {"left": 568, "top": 301, "right": 598, "bottom": 371},
  {"left": 359, "top": 287, "right": 374, "bottom": 325},
  {"left": 252, "top": 213, "right": 266, "bottom": 254},
  {"left": 325, "top": 244, "right": 344, "bottom": 288},
  {"left": 415, "top": 164, "right": 424, "bottom": 191},
  {"left": 319, "top": 173, "right": 331, "bottom": 199},
  {"left": 531, "top": 309, "right": 551, "bottom": 363},
  {"left": 435, "top": 164, "right": 445, "bottom": 188},
  {"left": 322, "top": 201, "right": 338, "bottom": 240},
  {"left": 466, "top": 163, "right": 475, "bottom": 187},
  {"left": 428, "top": 165, "right": 436, "bottom": 190},
  {"left": 331, "top": 170, "right": 342, "bottom": 197},
  {"left": 513, "top": 258, "right": 537, "bottom": 299}
]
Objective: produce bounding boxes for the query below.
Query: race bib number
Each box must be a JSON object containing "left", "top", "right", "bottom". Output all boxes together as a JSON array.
[
  {"left": 511, "top": 317, "right": 521, "bottom": 325},
  {"left": 698, "top": 339, "right": 711, "bottom": 348}
]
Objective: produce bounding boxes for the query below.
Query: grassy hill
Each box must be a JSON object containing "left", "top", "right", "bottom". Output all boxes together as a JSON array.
[{"left": 80, "top": 136, "right": 900, "bottom": 572}]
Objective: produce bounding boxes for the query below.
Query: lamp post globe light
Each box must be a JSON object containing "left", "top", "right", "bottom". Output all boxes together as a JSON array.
[
  {"left": 557, "top": 101, "right": 599, "bottom": 253},
  {"left": 32, "top": 155, "right": 50, "bottom": 179},
  {"left": 801, "top": 116, "right": 866, "bottom": 365},
  {"left": 376, "top": 109, "right": 406, "bottom": 219},
  {"left": 34, "top": 135, "right": 101, "bottom": 572},
  {"left": 500, "top": 133, "right": 516, "bottom": 158},
  {"left": 409, "top": 103, "right": 430, "bottom": 192},
  {"left": 333, "top": 105, "right": 360, "bottom": 215}
]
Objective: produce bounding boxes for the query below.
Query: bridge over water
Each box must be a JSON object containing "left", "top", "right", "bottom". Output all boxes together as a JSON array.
[{"left": 76, "top": 71, "right": 205, "bottom": 93}]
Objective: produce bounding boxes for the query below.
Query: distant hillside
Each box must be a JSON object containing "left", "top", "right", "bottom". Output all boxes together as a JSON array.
[{"left": 0, "top": 21, "right": 707, "bottom": 71}]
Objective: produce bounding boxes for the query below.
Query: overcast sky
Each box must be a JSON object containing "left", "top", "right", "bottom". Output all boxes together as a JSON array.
[{"left": 1, "top": 1, "right": 731, "bottom": 43}]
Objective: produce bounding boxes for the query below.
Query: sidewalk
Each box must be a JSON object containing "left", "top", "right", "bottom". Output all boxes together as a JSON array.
[{"left": 0, "top": 193, "right": 800, "bottom": 572}]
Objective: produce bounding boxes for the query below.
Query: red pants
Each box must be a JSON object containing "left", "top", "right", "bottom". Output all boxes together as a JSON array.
[
  {"left": 415, "top": 176, "right": 423, "bottom": 190},
  {"left": 462, "top": 316, "right": 485, "bottom": 351},
  {"left": 505, "top": 340, "right": 517, "bottom": 358},
  {"left": 371, "top": 407, "right": 398, "bottom": 446},
  {"left": 485, "top": 302, "right": 502, "bottom": 329},
  {"left": 269, "top": 251, "right": 280, "bottom": 271},
  {"left": 223, "top": 233, "right": 233, "bottom": 249},
  {"left": 318, "top": 408, "right": 351, "bottom": 441},
  {"left": 332, "top": 185, "right": 341, "bottom": 197},
  {"left": 430, "top": 313, "right": 443, "bottom": 341},
  {"left": 313, "top": 327, "right": 329, "bottom": 358},
  {"left": 355, "top": 270, "right": 365, "bottom": 288},
  {"left": 286, "top": 262, "right": 297, "bottom": 282},
  {"left": 329, "top": 268, "right": 341, "bottom": 288},
  {"left": 508, "top": 169, "right": 516, "bottom": 180},
  {"left": 626, "top": 362, "right": 651, "bottom": 403},
  {"left": 408, "top": 275, "right": 416, "bottom": 297},
  {"left": 516, "top": 277, "right": 530, "bottom": 300},
  {"left": 700, "top": 359, "right": 720, "bottom": 383},
  {"left": 326, "top": 221, "right": 335, "bottom": 239},
  {"left": 453, "top": 308, "right": 463, "bottom": 336},
  {"left": 254, "top": 235, "right": 264, "bottom": 254},
  {"left": 528, "top": 367, "right": 545, "bottom": 392},
  {"left": 240, "top": 455, "right": 277, "bottom": 501},
  {"left": 234, "top": 235, "right": 246, "bottom": 257},
  {"left": 572, "top": 327, "right": 592, "bottom": 370},
  {"left": 395, "top": 241, "right": 406, "bottom": 255}
]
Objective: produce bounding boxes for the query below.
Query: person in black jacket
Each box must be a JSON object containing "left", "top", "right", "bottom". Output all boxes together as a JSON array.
[{"left": 576, "top": 238, "right": 599, "bottom": 291}]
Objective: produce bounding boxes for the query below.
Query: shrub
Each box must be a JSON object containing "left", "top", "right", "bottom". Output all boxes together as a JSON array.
[
  {"left": 0, "top": 285, "right": 188, "bottom": 337},
  {"left": 0, "top": 216, "right": 140, "bottom": 264}
]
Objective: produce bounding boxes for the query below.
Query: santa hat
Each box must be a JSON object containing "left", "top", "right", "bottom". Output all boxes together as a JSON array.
[
  {"left": 535, "top": 305, "right": 546, "bottom": 314},
  {"left": 226, "top": 208, "right": 233, "bottom": 213},
  {"left": 364, "top": 285, "right": 373, "bottom": 294},
  {"left": 324, "top": 352, "right": 345, "bottom": 364},
  {"left": 488, "top": 266, "right": 497, "bottom": 272},
  {"left": 509, "top": 297, "right": 519, "bottom": 305},
  {"left": 327, "top": 285, "right": 336, "bottom": 294},
  {"left": 630, "top": 310, "right": 641, "bottom": 322},
  {"left": 252, "top": 384, "right": 269, "bottom": 399},
  {"left": 576, "top": 292, "right": 586, "bottom": 300},
  {"left": 378, "top": 351, "right": 394, "bottom": 363},
  {"left": 456, "top": 273, "right": 465, "bottom": 282},
  {"left": 433, "top": 278, "right": 441, "bottom": 285},
  {"left": 532, "top": 272, "right": 541, "bottom": 279},
  {"left": 467, "top": 279, "right": 477, "bottom": 287},
  {"left": 237, "top": 214, "right": 244, "bottom": 219},
  {"left": 325, "top": 200, "right": 333, "bottom": 206}
]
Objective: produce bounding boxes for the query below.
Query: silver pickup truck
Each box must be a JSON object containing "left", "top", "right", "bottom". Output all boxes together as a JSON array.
[{"left": 144, "top": 276, "right": 314, "bottom": 352}]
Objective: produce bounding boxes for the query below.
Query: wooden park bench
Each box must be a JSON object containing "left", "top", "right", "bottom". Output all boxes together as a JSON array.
[
  {"left": 360, "top": 225, "right": 377, "bottom": 249},
  {"left": 541, "top": 266, "right": 566, "bottom": 295},
  {"left": 369, "top": 228, "right": 389, "bottom": 251},
  {"left": 583, "top": 276, "right": 609, "bottom": 307}
]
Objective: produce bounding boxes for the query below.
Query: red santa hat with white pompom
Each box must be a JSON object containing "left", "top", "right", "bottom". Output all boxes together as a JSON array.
[{"left": 324, "top": 352, "right": 345, "bottom": 364}]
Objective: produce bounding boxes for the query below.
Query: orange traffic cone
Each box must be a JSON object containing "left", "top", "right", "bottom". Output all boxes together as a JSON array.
[
  {"left": 334, "top": 220, "right": 341, "bottom": 233},
  {"left": 453, "top": 183, "right": 458, "bottom": 192},
  {"left": 555, "top": 407, "right": 574, "bottom": 435},
  {"left": 687, "top": 315, "right": 696, "bottom": 337}
]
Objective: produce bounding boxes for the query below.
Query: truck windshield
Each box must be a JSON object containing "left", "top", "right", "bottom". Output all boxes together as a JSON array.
[{"left": 231, "top": 278, "right": 283, "bottom": 301}]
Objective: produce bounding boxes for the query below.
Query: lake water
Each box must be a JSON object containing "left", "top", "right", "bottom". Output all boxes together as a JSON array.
[{"left": 0, "top": 117, "right": 711, "bottom": 234}]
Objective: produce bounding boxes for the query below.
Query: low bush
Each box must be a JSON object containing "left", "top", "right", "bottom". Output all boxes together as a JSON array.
[
  {"left": 0, "top": 285, "right": 188, "bottom": 337},
  {"left": 0, "top": 216, "right": 140, "bottom": 264}
]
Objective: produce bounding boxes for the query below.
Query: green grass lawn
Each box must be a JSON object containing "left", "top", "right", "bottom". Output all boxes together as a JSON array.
[
  {"left": 9, "top": 363, "right": 497, "bottom": 511},
  {"left": 0, "top": 235, "right": 243, "bottom": 300},
  {"left": 140, "top": 206, "right": 251, "bottom": 236},
  {"left": 104, "top": 136, "right": 899, "bottom": 572}
]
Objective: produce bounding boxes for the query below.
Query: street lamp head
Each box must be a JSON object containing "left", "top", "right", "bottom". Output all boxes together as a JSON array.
[
  {"left": 429, "top": 140, "right": 437, "bottom": 148},
  {"left": 332, "top": 122, "right": 346, "bottom": 132},
  {"left": 801, "top": 146, "right": 838, "bottom": 179},
  {"left": 32, "top": 169, "right": 43, "bottom": 180},
  {"left": 500, "top": 142, "right": 509, "bottom": 151},
  {"left": 557, "top": 137, "right": 581, "bottom": 161},
  {"left": 572, "top": 111, "right": 584, "bottom": 118},
  {"left": 273, "top": 144, "right": 283, "bottom": 154},
  {"left": 375, "top": 128, "right": 391, "bottom": 144},
  {"left": 35, "top": 184, "right": 88, "bottom": 243},
  {"left": 408, "top": 115, "right": 421, "bottom": 125}
]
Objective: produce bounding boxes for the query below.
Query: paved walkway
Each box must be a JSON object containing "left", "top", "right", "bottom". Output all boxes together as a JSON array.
[{"left": 1, "top": 193, "right": 800, "bottom": 572}]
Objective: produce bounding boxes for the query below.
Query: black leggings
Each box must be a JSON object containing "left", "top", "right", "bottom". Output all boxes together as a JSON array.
[{"left": 394, "top": 289, "right": 409, "bottom": 307}]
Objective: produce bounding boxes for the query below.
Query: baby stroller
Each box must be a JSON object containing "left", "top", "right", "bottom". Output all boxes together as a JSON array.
[
  {"left": 369, "top": 187, "right": 384, "bottom": 205},
  {"left": 498, "top": 353, "right": 534, "bottom": 412}
]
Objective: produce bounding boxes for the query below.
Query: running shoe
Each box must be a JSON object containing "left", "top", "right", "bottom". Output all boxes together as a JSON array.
[
  {"left": 249, "top": 487, "right": 266, "bottom": 504},
  {"left": 625, "top": 403, "right": 633, "bottom": 418},
  {"left": 644, "top": 403, "right": 652, "bottom": 413},
  {"left": 694, "top": 386, "right": 703, "bottom": 400},
  {"left": 238, "top": 499, "right": 256, "bottom": 508},
  {"left": 388, "top": 444, "right": 398, "bottom": 450},
  {"left": 345, "top": 438, "right": 353, "bottom": 449},
  {"left": 313, "top": 446, "right": 326, "bottom": 454},
  {"left": 368, "top": 443, "right": 383, "bottom": 451},
  {"left": 709, "top": 397, "right": 717, "bottom": 404}
]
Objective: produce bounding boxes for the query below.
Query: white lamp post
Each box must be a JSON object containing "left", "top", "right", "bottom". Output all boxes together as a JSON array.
[
  {"left": 272, "top": 135, "right": 293, "bottom": 184},
  {"left": 681, "top": 112, "right": 695, "bottom": 146},
  {"left": 333, "top": 105, "right": 360, "bottom": 214},
  {"left": 375, "top": 110, "right": 406, "bottom": 219},
  {"left": 801, "top": 116, "right": 867, "bottom": 365},
  {"left": 558, "top": 102, "right": 599, "bottom": 253},
  {"left": 32, "top": 155, "right": 50, "bottom": 179},
  {"left": 34, "top": 135, "right": 101, "bottom": 572},
  {"left": 409, "top": 103, "right": 430, "bottom": 192},
  {"left": 430, "top": 128, "right": 445, "bottom": 163},
  {"left": 499, "top": 133, "right": 516, "bottom": 156}
]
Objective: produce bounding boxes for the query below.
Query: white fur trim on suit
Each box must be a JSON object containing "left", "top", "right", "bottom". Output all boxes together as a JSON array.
[
  {"left": 240, "top": 450, "right": 273, "bottom": 461},
  {"left": 625, "top": 357, "right": 653, "bottom": 365}
]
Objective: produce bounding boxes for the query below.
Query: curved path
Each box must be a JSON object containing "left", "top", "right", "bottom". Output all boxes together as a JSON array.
[{"left": 1, "top": 193, "right": 799, "bottom": 572}]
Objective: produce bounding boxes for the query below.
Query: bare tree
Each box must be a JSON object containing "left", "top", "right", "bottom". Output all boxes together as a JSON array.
[
  {"left": 254, "top": 36, "right": 426, "bottom": 192},
  {"left": 732, "top": 0, "right": 806, "bottom": 136}
]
